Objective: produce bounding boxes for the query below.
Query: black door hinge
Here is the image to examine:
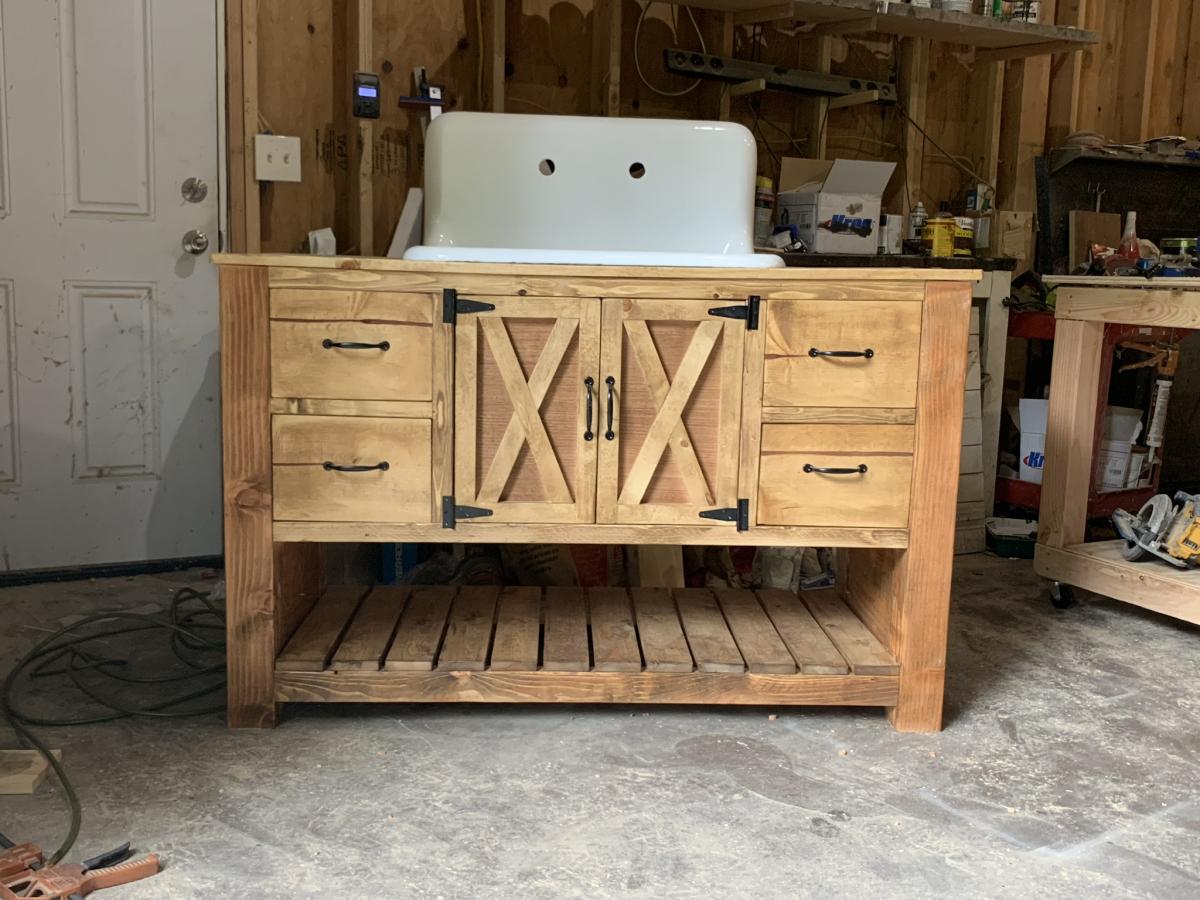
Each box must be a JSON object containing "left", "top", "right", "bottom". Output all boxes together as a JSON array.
[
  {"left": 442, "top": 496, "right": 494, "bottom": 529},
  {"left": 699, "top": 498, "right": 750, "bottom": 532},
  {"left": 707, "top": 295, "right": 760, "bottom": 331},
  {"left": 442, "top": 288, "right": 496, "bottom": 324}
]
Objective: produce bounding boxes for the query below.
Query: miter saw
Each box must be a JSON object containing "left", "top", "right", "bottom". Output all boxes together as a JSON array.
[{"left": 1112, "top": 492, "right": 1200, "bottom": 569}]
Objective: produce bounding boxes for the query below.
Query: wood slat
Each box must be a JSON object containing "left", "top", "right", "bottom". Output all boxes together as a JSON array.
[
  {"left": 757, "top": 588, "right": 849, "bottom": 675},
  {"left": 588, "top": 588, "right": 643, "bottom": 672},
  {"left": 489, "top": 586, "right": 541, "bottom": 671},
  {"left": 331, "top": 586, "right": 409, "bottom": 670},
  {"left": 277, "top": 669, "right": 901, "bottom": 707},
  {"left": 383, "top": 587, "right": 456, "bottom": 671},
  {"left": 674, "top": 588, "right": 744, "bottom": 674},
  {"left": 714, "top": 589, "right": 796, "bottom": 674},
  {"left": 542, "top": 587, "right": 591, "bottom": 672},
  {"left": 277, "top": 584, "right": 369, "bottom": 672},
  {"left": 630, "top": 588, "right": 693, "bottom": 673},
  {"left": 436, "top": 586, "right": 500, "bottom": 671},
  {"left": 800, "top": 591, "right": 899, "bottom": 676}
]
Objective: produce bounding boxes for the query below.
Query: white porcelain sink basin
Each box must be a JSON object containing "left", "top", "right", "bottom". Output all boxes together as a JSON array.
[{"left": 403, "top": 112, "right": 782, "bottom": 268}]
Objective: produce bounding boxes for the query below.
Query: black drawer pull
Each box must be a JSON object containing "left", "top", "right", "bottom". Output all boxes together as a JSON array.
[
  {"left": 604, "top": 376, "right": 616, "bottom": 441},
  {"left": 583, "top": 376, "right": 595, "bottom": 441},
  {"left": 322, "top": 339, "right": 390, "bottom": 351},
  {"left": 808, "top": 347, "right": 874, "bottom": 359},
  {"left": 323, "top": 461, "right": 390, "bottom": 472},
  {"left": 804, "top": 464, "right": 868, "bottom": 475}
]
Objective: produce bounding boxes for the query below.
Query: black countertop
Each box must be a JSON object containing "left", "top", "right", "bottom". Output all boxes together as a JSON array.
[{"left": 779, "top": 253, "right": 1017, "bottom": 272}]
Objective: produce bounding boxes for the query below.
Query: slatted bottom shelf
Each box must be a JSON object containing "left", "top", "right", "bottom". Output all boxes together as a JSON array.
[{"left": 274, "top": 586, "right": 900, "bottom": 707}]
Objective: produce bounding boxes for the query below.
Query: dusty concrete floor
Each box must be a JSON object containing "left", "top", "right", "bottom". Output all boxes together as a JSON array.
[{"left": 2, "top": 554, "right": 1199, "bottom": 899}]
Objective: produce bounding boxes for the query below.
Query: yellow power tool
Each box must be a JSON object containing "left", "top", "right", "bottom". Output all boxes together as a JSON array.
[{"left": 1113, "top": 492, "right": 1200, "bottom": 569}]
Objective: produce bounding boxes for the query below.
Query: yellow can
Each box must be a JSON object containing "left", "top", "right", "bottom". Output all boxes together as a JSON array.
[
  {"left": 922, "top": 216, "right": 956, "bottom": 257},
  {"left": 953, "top": 217, "right": 975, "bottom": 257}
]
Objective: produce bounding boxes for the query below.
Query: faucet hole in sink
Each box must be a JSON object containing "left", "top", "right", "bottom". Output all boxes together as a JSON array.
[
  {"left": 629, "top": 162, "right": 646, "bottom": 179},
  {"left": 538, "top": 158, "right": 556, "bottom": 176}
]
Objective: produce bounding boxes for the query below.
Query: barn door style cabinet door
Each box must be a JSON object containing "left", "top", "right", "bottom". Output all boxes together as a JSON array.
[
  {"left": 597, "top": 297, "right": 748, "bottom": 529},
  {"left": 452, "top": 295, "right": 600, "bottom": 525},
  {"left": 450, "top": 293, "right": 751, "bottom": 531},
  {"left": 216, "top": 257, "right": 973, "bottom": 734}
]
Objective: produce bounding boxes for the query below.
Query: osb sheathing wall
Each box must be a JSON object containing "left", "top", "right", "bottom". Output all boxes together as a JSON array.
[{"left": 227, "top": 0, "right": 1200, "bottom": 255}]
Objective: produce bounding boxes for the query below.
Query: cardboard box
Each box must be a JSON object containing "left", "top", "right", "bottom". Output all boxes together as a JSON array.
[
  {"left": 776, "top": 157, "right": 897, "bottom": 254},
  {"left": 1126, "top": 447, "right": 1150, "bottom": 488},
  {"left": 1017, "top": 398, "right": 1049, "bottom": 484},
  {"left": 1095, "top": 406, "right": 1143, "bottom": 492}
]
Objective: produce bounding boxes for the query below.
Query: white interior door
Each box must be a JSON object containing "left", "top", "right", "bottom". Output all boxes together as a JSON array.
[{"left": 0, "top": 0, "right": 222, "bottom": 571}]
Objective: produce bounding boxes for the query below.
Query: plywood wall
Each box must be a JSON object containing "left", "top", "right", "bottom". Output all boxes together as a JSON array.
[
  {"left": 237, "top": 0, "right": 1200, "bottom": 254},
  {"left": 1067, "top": 0, "right": 1199, "bottom": 143}
]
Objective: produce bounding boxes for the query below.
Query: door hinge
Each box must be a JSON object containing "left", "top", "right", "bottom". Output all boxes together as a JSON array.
[
  {"left": 699, "top": 498, "right": 750, "bottom": 532},
  {"left": 442, "top": 288, "right": 496, "bottom": 324},
  {"left": 441, "top": 496, "right": 494, "bottom": 529},
  {"left": 707, "top": 295, "right": 760, "bottom": 330}
]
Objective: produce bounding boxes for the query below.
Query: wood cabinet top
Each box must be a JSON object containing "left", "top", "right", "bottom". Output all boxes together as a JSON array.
[{"left": 212, "top": 253, "right": 980, "bottom": 283}]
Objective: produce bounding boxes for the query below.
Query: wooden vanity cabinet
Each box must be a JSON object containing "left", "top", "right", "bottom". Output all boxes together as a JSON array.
[{"left": 217, "top": 257, "right": 974, "bottom": 733}]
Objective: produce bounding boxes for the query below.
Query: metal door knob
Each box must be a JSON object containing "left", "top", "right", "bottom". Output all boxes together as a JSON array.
[
  {"left": 181, "top": 177, "right": 208, "bottom": 203},
  {"left": 182, "top": 229, "right": 209, "bottom": 255}
]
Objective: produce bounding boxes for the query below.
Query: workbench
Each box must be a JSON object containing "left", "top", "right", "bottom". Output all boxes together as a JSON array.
[
  {"left": 214, "top": 254, "right": 974, "bottom": 732},
  {"left": 1036, "top": 276, "right": 1200, "bottom": 625}
]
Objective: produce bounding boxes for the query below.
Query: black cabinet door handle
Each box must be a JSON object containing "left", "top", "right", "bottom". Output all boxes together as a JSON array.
[
  {"left": 322, "top": 339, "right": 391, "bottom": 351},
  {"left": 604, "top": 376, "right": 616, "bottom": 441},
  {"left": 803, "top": 464, "right": 868, "bottom": 475},
  {"left": 323, "top": 461, "right": 390, "bottom": 472},
  {"left": 583, "top": 376, "right": 595, "bottom": 441},
  {"left": 808, "top": 347, "right": 874, "bottom": 358}
]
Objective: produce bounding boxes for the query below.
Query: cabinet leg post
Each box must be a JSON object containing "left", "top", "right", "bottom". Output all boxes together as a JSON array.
[
  {"left": 221, "top": 265, "right": 281, "bottom": 728},
  {"left": 887, "top": 282, "right": 971, "bottom": 732}
]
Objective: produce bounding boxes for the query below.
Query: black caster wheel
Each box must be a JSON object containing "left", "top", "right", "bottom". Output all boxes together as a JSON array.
[{"left": 1048, "top": 582, "right": 1077, "bottom": 610}]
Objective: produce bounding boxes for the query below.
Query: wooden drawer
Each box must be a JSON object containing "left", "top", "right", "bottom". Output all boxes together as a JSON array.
[
  {"left": 762, "top": 299, "right": 922, "bottom": 408},
  {"left": 273, "top": 415, "right": 432, "bottom": 523},
  {"left": 270, "top": 290, "right": 433, "bottom": 401},
  {"left": 757, "top": 425, "right": 913, "bottom": 528}
]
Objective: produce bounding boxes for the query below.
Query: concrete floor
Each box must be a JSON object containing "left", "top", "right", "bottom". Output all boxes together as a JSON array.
[{"left": 2, "top": 554, "right": 1199, "bottom": 899}]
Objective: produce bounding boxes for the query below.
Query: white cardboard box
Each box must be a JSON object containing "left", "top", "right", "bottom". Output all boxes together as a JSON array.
[
  {"left": 1096, "top": 406, "right": 1143, "bottom": 492},
  {"left": 776, "top": 157, "right": 897, "bottom": 254},
  {"left": 1017, "top": 398, "right": 1049, "bottom": 484}
]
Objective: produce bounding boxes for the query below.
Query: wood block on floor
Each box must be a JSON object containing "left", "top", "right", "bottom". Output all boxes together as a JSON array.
[{"left": 0, "top": 749, "right": 62, "bottom": 795}]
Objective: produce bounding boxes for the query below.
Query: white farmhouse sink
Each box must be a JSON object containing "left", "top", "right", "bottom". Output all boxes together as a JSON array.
[{"left": 403, "top": 112, "right": 782, "bottom": 268}]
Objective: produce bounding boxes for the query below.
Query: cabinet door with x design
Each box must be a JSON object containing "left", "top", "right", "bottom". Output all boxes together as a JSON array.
[
  {"left": 597, "top": 299, "right": 746, "bottom": 526},
  {"left": 454, "top": 297, "right": 600, "bottom": 524}
]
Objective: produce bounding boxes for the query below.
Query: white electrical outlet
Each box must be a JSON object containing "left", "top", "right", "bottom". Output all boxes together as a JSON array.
[{"left": 254, "top": 134, "right": 302, "bottom": 183}]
